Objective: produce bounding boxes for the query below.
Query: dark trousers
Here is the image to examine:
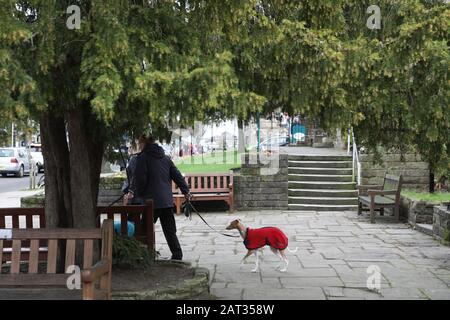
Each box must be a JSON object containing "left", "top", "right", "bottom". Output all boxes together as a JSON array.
[{"left": 154, "top": 207, "right": 182, "bottom": 260}]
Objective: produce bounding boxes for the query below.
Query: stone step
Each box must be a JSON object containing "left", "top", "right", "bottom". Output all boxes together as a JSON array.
[
  {"left": 288, "top": 196, "right": 358, "bottom": 205},
  {"left": 288, "top": 167, "right": 353, "bottom": 175},
  {"left": 288, "top": 188, "right": 359, "bottom": 197},
  {"left": 288, "top": 155, "right": 352, "bottom": 161},
  {"left": 414, "top": 223, "right": 433, "bottom": 236},
  {"left": 288, "top": 161, "right": 353, "bottom": 168},
  {"left": 288, "top": 181, "right": 356, "bottom": 190},
  {"left": 288, "top": 204, "right": 358, "bottom": 211},
  {"left": 288, "top": 174, "right": 353, "bottom": 182}
]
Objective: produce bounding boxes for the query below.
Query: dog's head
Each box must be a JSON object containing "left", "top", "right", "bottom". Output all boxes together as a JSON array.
[{"left": 226, "top": 219, "right": 242, "bottom": 230}]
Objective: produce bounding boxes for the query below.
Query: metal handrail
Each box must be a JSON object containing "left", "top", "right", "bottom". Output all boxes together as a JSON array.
[{"left": 351, "top": 129, "right": 361, "bottom": 185}]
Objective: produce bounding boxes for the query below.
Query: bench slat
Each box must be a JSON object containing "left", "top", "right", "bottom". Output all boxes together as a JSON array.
[
  {"left": 0, "top": 288, "right": 82, "bottom": 300},
  {"left": 26, "top": 214, "right": 33, "bottom": 229},
  {"left": 359, "top": 195, "right": 395, "bottom": 206},
  {"left": 12, "top": 229, "right": 101, "bottom": 240},
  {"left": 131, "top": 214, "right": 142, "bottom": 239},
  {"left": 0, "top": 274, "right": 69, "bottom": 286},
  {"left": 47, "top": 239, "right": 57, "bottom": 274},
  {"left": 11, "top": 240, "right": 21, "bottom": 274},
  {"left": 83, "top": 239, "right": 93, "bottom": 269},
  {"left": 121, "top": 215, "right": 127, "bottom": 236},
  {"left": 12, "top": 215, "right": 19, "bottom": 228},
  {"left": 28, "top": 240, "right": 40, "bottom": 274},
  {"left": 65, "top": 239, "right": 76, "bottom": 272}
]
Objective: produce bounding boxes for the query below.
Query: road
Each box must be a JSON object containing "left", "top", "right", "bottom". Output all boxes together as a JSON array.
[{"left": 0, "top": 173, "right": 43, "bottom": 194}]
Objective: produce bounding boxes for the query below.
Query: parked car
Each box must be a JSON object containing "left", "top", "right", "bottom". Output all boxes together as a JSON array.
[{"left": 0, "top": 147, "right": 31, "bottom": 177}]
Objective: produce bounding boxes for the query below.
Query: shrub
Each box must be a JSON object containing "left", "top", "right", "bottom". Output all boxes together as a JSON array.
[{"left": 112, "top": 234, "right": 154, "bottom": 270}]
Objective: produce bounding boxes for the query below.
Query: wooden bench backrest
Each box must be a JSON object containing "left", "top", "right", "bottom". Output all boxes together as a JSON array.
[
  {"left": 383, "top": 174, "right": 403, "bottom": 199},
  {"left": 0, "top": 220, "right": 113, "bottom": 285},
  {"left": 96, "top": 200, "right": 154, "bottom": 252},
  {"left": 0, "top": 207, "right": 45, "bottom": 229},
  {"left": 0, "top": 201, "right": 154, "bottom": 253},
  {"left": 0, "top": 208, "right": 46, "bottom": 250},
  {"left": 172, "top": 173, "right": 233, "bottom": 194}
]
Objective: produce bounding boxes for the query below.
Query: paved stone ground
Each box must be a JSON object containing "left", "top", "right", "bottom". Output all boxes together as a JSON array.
[
  {"left": 0, "top": 190, "right": 42, "bottom": 208},
  {"left": 155, "top": 210, "right": 450, "bottom": 300}
]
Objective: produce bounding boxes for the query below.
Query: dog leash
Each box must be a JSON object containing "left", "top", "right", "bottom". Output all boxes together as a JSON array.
[{"left": 183, "top": 201, "right": 240, "bottom": 238}]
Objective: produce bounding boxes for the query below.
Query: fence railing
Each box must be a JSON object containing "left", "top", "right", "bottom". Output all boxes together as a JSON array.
[{"left": 348, "top": 128, "right": 361, "bottom": 185}]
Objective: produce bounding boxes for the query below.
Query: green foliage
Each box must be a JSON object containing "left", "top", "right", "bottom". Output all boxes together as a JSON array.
[
  {"left": 112, "top": 234, "right": 154, "bottom": 270},
  {"left": 402, "top": 191, "right": 450, "bottom": 203},
  {"left": 0, "top": 0, "right": 448, "bottom": 174},
  {"left": 444, "top": 228, "right": 450, "bottom": 242}
]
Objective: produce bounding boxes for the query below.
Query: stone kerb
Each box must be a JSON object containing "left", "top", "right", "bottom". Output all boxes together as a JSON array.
[{"left": 433, "top": 205, "right": 450, "bottom": 245}]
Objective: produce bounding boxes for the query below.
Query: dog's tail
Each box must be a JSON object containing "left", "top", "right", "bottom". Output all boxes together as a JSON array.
[{"left": 287, "top": 246, "right": 298, "bottom": 253}]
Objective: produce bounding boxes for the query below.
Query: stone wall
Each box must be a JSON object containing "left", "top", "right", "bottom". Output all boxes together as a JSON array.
[
  {"left": 21, "top": 174, "right": 127, "bottom": 208},
  {"left": 21, "top": 191, "right": 45, "bottom": 208},
  {"left": 360, "top": 153, "right": 429, "bottom": 191},
  {"left": 433, "top": 205, "right": 450, "bottom": 243},
  {"left": 98, "top": 174, "right": 127, "bottom": 206},
  {"left": 400, "top": 197, "right": 435, "bottom": 225},
  {"left": 233, "top": 153, "right": 288, "bottom": 210}
]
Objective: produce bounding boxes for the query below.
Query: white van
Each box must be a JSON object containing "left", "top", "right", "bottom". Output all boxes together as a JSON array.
[{"left": 0, "top": 148, "right": 31, "bottom": 177}]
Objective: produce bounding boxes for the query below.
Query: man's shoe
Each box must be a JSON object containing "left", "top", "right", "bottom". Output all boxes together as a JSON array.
[{"left": 171, "top": 256, "right": 182, "bottom": 261}]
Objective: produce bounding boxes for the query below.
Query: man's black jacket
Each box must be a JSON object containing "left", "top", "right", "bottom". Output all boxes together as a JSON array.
[{"left": 130, "top": 143, "right": 189, "bottom": 209}]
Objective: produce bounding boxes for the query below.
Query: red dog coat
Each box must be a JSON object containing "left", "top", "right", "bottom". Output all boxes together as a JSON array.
[{"left": 243, "top": 227, "right": 288, "bottom": 250}]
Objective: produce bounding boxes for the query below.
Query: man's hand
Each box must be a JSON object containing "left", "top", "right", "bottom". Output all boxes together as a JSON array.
[
  {"left": 184, "top": 193, "right": 193, "bottom": 201},
  {"left": 124, "top": 191, "right": 134, "bottom": 205}
]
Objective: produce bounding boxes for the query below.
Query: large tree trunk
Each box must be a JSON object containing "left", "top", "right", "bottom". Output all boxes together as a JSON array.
[
  {"left": 67, "top": 106, "right": 105, "bottom": 229},
  {"left": 40, "top": 111, "right": 72, "bottom": 228}
]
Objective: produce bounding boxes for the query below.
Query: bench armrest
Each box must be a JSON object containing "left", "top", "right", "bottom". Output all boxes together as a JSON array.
[
  {"left": 357, "top": 185, "right": 383, "bottom": 191},
  {"left": 367, "top": 189, "right": 398, "bottom": 197},
  {"left": 81, "top": 258, "right": 111, "bottom": 283},
  {"left": 357, "top": 185, "right": 383, "bottom": 196}
]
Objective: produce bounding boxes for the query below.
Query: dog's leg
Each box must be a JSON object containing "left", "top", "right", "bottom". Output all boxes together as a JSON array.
[
  {"left": 278, "top": 250, "right": 289, "bottom": 272},
  {"left": 258, "top": 248, "right": 264, "bottom": 257},
  {"left": 251, "top": 250, "right": 260, "bottom": 273},
  {"left": 271, "top": 248, "right": 288, "bottom": 272},
  {"left": 270, "top": 247, "right": 283, "bottom": 270},
  {"left": 241, "top": 250, "right": 254, "bottom": 268}
]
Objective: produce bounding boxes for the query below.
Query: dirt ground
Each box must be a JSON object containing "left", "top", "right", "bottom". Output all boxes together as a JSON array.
[{"left": 112, "top": 263, "right": 195, "bottom": 292}]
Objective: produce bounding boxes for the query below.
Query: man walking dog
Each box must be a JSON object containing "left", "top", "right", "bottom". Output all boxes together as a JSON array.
[{"left": 128, "top": 135, "right": 191, "bottom": 260}]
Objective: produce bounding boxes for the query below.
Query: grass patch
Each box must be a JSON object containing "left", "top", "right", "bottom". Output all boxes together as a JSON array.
[
  {"left": 174, "top": 151, "right": 242, "bottom": 174},
  {"left": 402, "top": 191, "right": 450, "bottom": 203}
]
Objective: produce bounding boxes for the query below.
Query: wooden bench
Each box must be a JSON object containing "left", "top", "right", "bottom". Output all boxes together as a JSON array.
[
  {"left": 0, "top": 201, "right": 154, "bottom": 262},
  {"left": 0, "top": 219, "right": 113, "bottom": 300},
  {"left": 357, "top": 174, "right": 403, "bottom": 223},
  {"left": 172, "top": 173, "right": 234, "bottom": 214}
]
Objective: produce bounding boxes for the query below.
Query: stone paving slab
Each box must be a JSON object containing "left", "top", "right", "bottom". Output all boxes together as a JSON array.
[{"left": 155, "top": 210, "right": 450, "bottom": 300}]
